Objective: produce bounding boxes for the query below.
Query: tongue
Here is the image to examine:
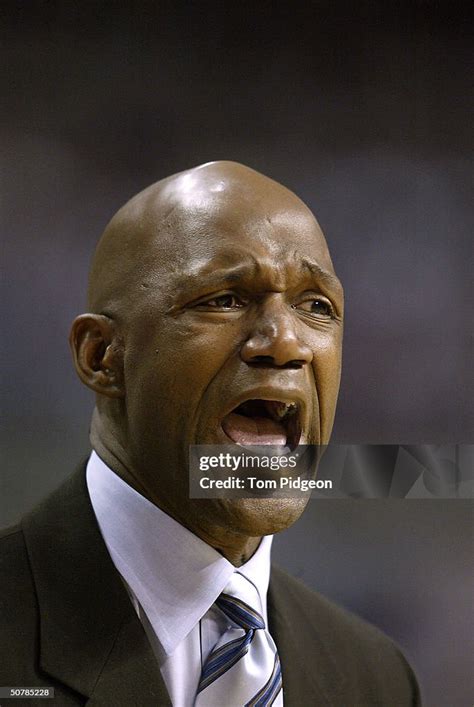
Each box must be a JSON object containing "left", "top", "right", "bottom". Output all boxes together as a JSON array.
[{"left": 222, "top": 412, "right": 287, "bottom": 446}]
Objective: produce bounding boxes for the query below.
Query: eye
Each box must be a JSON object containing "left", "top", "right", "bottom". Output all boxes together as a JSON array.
[
  {"left": 294, "top": 298, "right": 334, "bottom": 318},
  {"left": 198, "top": 294, "right": 247, "bottom": 310}
]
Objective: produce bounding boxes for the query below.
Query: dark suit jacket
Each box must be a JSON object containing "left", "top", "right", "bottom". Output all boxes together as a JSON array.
[{"left": 0, "top": 466, "right": 421, "bottom": 706}]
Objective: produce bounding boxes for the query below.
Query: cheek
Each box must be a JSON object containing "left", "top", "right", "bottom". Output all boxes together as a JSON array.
[
  {"left": 310, "top": 330, "right": 343, "bottom": 438},
  {"left": 167, "top": 313, "right": 243, "bottom": 374},
  {"left": 172, "top": 330, "right": 237, "bottom": 384},
  {"left": 125, "top": 319, "right": 240, "bottom": 410}
]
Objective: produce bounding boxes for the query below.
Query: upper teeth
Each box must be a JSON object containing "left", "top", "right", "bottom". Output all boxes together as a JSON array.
[{"left": 270, "top": 401, "right": 298, "bottom": 419}]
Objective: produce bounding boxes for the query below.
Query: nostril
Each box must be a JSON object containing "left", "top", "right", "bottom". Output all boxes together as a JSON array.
[
  {"left": 287, "top": 360, "right": 305, "bottom": 369},
  {"left": 251, "top": 356, "right": 274, "bottom": 365},
  {"left": 248, "top": 356, "right": 305, "bottom": 370}
]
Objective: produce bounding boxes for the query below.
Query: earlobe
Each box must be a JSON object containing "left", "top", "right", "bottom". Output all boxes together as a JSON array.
[{"left": 69, "top": 314, "right": 125, "bottom": 398}]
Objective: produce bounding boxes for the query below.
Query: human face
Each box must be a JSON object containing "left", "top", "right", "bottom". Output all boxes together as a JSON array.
[{"left": 118, "top": 188, "right": 343, "bottom": 539}]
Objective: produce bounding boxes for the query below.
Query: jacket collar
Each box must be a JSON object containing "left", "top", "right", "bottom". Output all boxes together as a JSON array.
[
  {"left": 22, "top": 463, "right": 171, "bottom": 706},
  {"left": 268, "top": 565, "right": 347, "bottom": 706}
]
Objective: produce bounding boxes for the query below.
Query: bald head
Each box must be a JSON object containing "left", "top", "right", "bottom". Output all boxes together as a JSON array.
[{"left": 87, "top": 161, "right": 334, "bottom": 317}]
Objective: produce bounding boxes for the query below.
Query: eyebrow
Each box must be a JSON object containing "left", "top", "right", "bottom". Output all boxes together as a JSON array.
[
  {"left": 299, "top": 258, "right": 343, "bottom": 293},
  {"left": 174, "top": 254, "right": 342, "bottom": 297}
]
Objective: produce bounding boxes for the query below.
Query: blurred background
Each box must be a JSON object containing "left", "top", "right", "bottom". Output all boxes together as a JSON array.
[{"left": 1, "top": 2, "right": 472, "bottom": 705}]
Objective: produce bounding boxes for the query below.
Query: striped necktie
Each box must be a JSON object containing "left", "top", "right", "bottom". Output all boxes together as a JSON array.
[{"left": 195, "top": 573, "right": 283, "bottom": 707}]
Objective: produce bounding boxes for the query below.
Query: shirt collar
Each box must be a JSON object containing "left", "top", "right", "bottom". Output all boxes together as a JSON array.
[{"left": 86, "top": 451, "right": 273, "bottom": 656}]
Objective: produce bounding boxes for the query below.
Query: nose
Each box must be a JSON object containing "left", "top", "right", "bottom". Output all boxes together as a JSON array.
[{"left": 240, "top": 296, "right": 313, "bottom": 368}]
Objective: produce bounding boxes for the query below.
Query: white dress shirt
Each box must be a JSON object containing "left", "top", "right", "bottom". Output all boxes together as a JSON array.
[{"left": 86, "top": 451, "right": 273, "bottom": 707}]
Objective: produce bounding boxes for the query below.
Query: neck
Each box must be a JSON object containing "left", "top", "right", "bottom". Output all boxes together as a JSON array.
[
  {"left": 90, "top": 426, "right": 262, "bottom": 567},
  {"left": 192, "top": 529, "right": 261, "bottom": 567}
]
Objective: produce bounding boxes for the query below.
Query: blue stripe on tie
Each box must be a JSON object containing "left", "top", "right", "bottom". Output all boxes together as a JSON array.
[
  {"left": 245, "top": 652, "right": 282, "bottom": 707},
  {"left": 202, "top": 634, "right": 243, "bottom": 664},
  {"left": 197, "top": 629, "right": 256, "bottom": 693},
  {"left": 217, "top": 594, "right": 265, "bottom": 630}
]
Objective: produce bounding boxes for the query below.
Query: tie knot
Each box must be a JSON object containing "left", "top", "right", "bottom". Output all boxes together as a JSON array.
[{"left": 216, "top": 593, "right": 265, "bottom": 630}]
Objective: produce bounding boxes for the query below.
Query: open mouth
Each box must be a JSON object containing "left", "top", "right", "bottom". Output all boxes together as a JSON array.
[{"left": 221, "top": 399, "right": 302, "bottom": 450}]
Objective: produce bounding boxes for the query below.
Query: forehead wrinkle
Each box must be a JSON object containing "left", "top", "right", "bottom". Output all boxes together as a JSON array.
[
  {"left": 172, "top": 256, "right": 261, "bottom": 297},
  {"left": 172, "top": 249, "right": 338, "bottom": 298}
]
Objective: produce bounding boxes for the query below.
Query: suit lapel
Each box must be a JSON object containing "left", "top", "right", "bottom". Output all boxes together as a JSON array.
[
  {"left": 22, "top": 465, "right": 171, "bottom": 706},
  {"left": 268, "top": 567, "right": 346, "bottom": 706},
  {"left": 86, "top": 617, "right": 171, "bottom": 706}
]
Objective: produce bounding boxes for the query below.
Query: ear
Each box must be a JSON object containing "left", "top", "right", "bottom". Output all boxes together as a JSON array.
[{"left": 69, "top": 314, "right": 125, "bottom": 398}]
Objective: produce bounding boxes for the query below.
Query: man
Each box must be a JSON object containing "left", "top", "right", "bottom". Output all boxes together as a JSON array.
[{"left": 0, "top": 162, "right": 420, "bottom": 705}]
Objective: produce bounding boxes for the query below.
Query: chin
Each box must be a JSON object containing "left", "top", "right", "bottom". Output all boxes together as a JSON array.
[{"left": 210, "top": 496, "right": 310, "bottom": 537}]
